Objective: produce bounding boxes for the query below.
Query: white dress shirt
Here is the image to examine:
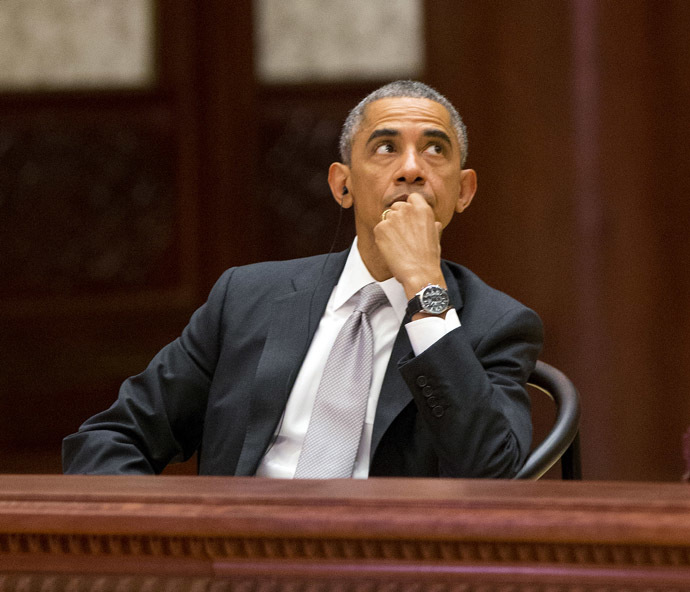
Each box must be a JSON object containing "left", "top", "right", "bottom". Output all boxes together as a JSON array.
[{"left": 256, "top": 238, "right": 460, "bottom": 478}]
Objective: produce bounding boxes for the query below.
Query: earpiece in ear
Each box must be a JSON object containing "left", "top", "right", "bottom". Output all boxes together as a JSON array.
[{"left": 338, "top": 186, "right": 349, "bottom": 207}]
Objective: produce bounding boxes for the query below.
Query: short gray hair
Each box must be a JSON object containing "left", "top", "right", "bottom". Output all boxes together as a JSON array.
[{"left": 339, "top": 80, "right": 468, "bottom": 167}]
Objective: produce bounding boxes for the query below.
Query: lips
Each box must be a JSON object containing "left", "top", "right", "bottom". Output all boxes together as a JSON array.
[
  {"left": 385, "top": 194, "right": 409, "bottom": 208},
  {"left": 385, "top": 192, "right": 435, "bottom": 208}
]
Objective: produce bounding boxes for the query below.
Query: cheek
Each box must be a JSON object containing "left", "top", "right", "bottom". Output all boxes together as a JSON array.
[
  {"left": 437, "top": 172, "right": 462, "bottom": 197},
  {"left": 352, "top": 175, "right": 385, "bottom": 201},
  {"left": 434, "top": 181, "right": 462, "bottom": 218}
]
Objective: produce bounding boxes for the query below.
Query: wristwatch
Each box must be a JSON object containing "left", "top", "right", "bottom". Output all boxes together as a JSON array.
[{"left": 406, "top": 284, "right": 451, "bottom": 317}]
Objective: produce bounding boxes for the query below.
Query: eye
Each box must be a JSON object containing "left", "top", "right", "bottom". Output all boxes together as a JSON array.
[
  {"left": 374, "top": 142, "right": 395, "bottom": 155},
  {"left": 424, "top": 143, "right": 444, "bottom": 155}
]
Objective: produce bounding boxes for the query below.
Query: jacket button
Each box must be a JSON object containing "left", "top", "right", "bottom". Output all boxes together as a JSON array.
[
  {"left": 416, "top": 376, "right": 428, "bottom": 387},
  {"left": 427, "top": 396, "right": 439, "bottom": 407},
  {"left": 422, "top": 385, "right": 433, "bottom": 397},
  {"left": 432, "top": 405, "right": 445, "bottom": 418}
]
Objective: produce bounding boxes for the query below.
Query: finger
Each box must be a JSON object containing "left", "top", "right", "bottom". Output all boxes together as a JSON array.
[{"left": 408, "top": 192, "right": 433, "bottom": 210}]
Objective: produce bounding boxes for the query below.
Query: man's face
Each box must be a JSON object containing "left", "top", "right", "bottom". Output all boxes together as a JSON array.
[{"left": 345, "top": 96, "right": 467, "bottom": 241}]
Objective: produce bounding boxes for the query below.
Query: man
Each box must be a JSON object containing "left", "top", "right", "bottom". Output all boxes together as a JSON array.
[{"left": 63, "top": 81, "right": 543, "bottom": 478}]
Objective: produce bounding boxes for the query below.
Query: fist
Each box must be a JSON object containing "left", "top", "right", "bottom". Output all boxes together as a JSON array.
[{"left": 374, "top": 193, "right": 445, "bottom": 299}]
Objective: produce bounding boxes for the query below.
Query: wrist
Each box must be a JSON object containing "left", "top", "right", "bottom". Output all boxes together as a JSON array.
[
  {"left": 403, "top": 273, "right": 447, "bottom": 300},
  {"left": 406, "top": 282, "right": 451, "bottom": 319},
  {"left": 411, "top": 310, "right": 449, "bottom": 321}
]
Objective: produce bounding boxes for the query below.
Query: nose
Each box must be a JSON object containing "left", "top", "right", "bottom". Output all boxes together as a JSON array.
[{"left": 395, "top": 147, "right": 425, "bottom": 185}]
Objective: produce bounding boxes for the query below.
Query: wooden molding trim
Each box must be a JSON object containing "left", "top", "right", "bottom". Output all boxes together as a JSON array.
[{"left": 0, "top": 476, "right": 689, "bottom": 590}]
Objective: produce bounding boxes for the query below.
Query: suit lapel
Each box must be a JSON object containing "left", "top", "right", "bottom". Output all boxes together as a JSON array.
[
  {"left": 442, "top": 261, "right": 464, "bottom": 315},
  {"left": 235, "top": 250, "right": 348, "bottom": 475},
  {"left": 370, "top": 260, "right": 465, "bottom": 458}
]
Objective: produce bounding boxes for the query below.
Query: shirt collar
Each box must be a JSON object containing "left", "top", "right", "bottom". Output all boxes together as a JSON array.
[{"left": 332, "top": 237, "right": 408, "bottom": 323}]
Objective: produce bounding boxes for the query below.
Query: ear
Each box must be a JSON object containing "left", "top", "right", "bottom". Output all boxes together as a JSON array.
[
  {"left": 455, "top": 168, "right": 477, "bottom": 213},
  {"left": 328, "top": 162, "right": 353, "bottom": 209}
]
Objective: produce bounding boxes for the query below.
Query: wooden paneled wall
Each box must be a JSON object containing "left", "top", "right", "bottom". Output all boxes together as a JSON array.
[
  {"left": 425, "top": 0, "right": 690, "bottom": 481},
  {"left": 0, "top": 0, "right": 257, "bottom": 474},
  {"left": 2, "top": 1, "right": 689, "bottom": 481}
]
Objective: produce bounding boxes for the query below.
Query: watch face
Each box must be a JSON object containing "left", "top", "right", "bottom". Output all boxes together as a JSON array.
[{"left": 421, "top": 285, "right": 449, "bottom": 314}]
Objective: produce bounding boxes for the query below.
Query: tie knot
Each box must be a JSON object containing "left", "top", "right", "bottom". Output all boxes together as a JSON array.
[{"left": 355, "top": 283, "right": 388, "bottom": 315}]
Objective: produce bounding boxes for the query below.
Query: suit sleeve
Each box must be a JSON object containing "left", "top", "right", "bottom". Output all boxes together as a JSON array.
[
  {"left": 61, "top": 269, "right": 234, "bottom": 474},
  {"left": 397, "top": 304, "right": 543, "bottom": 478}
]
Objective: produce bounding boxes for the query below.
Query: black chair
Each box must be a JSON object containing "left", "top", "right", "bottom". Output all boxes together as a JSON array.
[{"left": 515, "top": 360, "right": 582, "bottom": 480}]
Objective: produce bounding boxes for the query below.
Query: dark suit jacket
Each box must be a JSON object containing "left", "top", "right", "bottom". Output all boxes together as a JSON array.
[{"left": 62, "top": 250, "right": 543, "bottom": 478}]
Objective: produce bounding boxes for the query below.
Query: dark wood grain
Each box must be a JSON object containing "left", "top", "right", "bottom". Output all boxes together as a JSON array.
[{"left": 1, "top": 476, "right": 689, "bottom": 590}]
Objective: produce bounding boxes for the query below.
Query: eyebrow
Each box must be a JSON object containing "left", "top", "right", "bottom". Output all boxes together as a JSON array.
[
  {"left": 365, "top": 127, "right": 453, "bottom": 147},
  {"left": 366, "top": 128, "right": 399, "bottom": 145},
  {"left": 423, "top": 129, "right": 453, "bottom": 146}
]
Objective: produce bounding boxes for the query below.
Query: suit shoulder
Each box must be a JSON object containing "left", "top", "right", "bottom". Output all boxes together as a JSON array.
[
  {"left": 228, "top": 252, "right": 332, "bottom": 279},
  {"left": 443, "top": 260, "right": 541, "bottom": 323},
  {"left": 208, "top": 251, "right": 347, "bottom": 302}
]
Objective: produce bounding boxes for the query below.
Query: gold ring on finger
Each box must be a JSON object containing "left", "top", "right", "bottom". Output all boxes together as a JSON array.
[{"left": 381, "top": 209, "right": 392, "bottom": 221}]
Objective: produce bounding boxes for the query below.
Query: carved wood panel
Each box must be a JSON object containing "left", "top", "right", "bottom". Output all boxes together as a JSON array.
[
  {"left": 0, "top": 0, "right": 259, "bottom": 474},
  {"left": 1, "top": 477, "right": 690, "bottom": 591},
  {"left": 0, "top": 111, "right": 177, "bottom": 298}
]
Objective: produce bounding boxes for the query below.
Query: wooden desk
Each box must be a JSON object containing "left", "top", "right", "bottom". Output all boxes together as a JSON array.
[{"left": 0, "top": 476, "right": 689, "bottom": 591}]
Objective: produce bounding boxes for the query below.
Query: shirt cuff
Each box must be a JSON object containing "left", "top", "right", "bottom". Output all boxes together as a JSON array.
[{"left": 405, "top": 307, "right": 461, "bottom": 356}]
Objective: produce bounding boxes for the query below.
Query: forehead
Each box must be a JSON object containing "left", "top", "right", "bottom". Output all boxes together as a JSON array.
[{"left": 356, "top": 97, "right": 455, "bottom": 142}]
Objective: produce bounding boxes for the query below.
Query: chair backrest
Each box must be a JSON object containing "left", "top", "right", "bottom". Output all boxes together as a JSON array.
[{"left": 515, "top": 360, "right": 582, "bottom": 480}]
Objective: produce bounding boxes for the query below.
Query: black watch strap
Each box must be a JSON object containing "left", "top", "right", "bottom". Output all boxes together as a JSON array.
[
  {"left": 406, "top": 296, "right": 425, "bottom": 318},
  {"left": 405, "top": 284, "right": 451, "bottom": 318}
]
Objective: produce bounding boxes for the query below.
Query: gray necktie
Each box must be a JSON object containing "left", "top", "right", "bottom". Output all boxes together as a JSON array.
[{"left": 295, "top": 282, "right": 388, "bottom": 478}]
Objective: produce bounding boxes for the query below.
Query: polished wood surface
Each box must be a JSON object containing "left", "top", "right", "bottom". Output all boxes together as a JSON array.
[{"left": 1, "top": 476, "right": 689, "bottom": 590}]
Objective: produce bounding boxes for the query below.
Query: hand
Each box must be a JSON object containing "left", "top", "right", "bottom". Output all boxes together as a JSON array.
[{"left": 373, "top": 193, "right": 447, "bottom": 300}]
